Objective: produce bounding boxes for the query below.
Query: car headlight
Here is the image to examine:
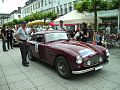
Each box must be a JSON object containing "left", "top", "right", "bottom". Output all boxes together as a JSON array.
[
  {"left": 106, "top": 49, "right": 110, "bottom": 57},
  {"left": 99, "top": 57, "right": 103, "bottom": 62},
  {"left": 76, "top": 56, "right": 83, "bottom": 64},
  {"left": 87, "top": 61, "right": 91, "bottom": 66}
]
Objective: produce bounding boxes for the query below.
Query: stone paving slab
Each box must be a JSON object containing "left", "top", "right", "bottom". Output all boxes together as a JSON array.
[
  {"left": 0, "top": 84, "right": 9, "bottom": 90},
  {"left": 8, "top": 80, "right": 35, "bottom": 90},
  {"left": 0, "top": 40, "right": 120, "bottom": 90}
]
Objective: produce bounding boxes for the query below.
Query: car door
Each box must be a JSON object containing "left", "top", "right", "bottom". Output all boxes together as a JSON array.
[
  {"left": 30, "top": 34, "right": 54, "bottom": 64},
  {"left": 36, "top": 34, "right": 47, "bottom": 61},
  {"left": 31, "top": 34, "right": 47, "bottom": 61},
  {"left": 29, "top": 34, "right": 40, "bottom": 59}
]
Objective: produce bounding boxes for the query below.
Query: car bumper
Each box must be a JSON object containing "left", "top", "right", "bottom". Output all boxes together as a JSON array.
[{"left": 72, "top": 62, "right": 108, "bottom": 74}]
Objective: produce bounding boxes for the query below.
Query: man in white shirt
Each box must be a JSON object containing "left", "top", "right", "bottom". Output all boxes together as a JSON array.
[
  {"left": 57, "top": 20, "right": 67, "bottom": 32},
  {"left": 15, "top": 21, "right": 29, "bottom": 67}
]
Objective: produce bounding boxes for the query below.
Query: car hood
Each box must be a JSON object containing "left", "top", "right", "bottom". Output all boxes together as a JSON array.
[{"left": 49, "top": 40, "right": 97, "bottom": 58}]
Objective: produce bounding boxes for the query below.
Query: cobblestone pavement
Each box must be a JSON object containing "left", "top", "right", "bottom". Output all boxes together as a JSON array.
[{"left": 0, "top": 40, "right": 120, "bottom": 90}]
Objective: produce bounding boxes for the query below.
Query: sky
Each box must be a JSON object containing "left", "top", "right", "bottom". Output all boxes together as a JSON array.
[{"left": 0, "top": 0, "right": 28, "bottom": 13}]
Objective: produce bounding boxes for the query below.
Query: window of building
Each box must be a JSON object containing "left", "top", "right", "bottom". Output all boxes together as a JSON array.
[
  {"left": 31, "top": 6, "right": 32, "bottom": 11},
  {"left": 33, "top": 5, "right": 35, "bottom": 10},
  {"left": 28, "top": 8, "right": 29, "bottom": 12},
  {"left": 28, "top": 7, "right": 30, "bottom": 13},
  {"left": 36, "top": 3, "right": 38, "bottom": 9},
  {"left": 56, "top": 6, "right": 59, "bottom": 14},
  {"left": 41, "top": 0, "right": 43, "bottom": 7},
  {"left": 18, "top": 15, "right": 21, "bottom": 18},
  {"left": 38, "top": 1, "right": 40, "bottom": 8},
  {"left": 60, "top": 5, "right": 63, "bottom": 15},
  {"left": 45, "top": 0, "right": 47, "bottom": 5},
  {"left": 64, "top": 4, "right": 67, "bottom": 14},
  {"left": 52, "top": 7, "right": 55, "bottom": 12},
  {"left": 68, "top": 2, "right": 72, "bottom": 12},
  {"left": 25, "top": 9, "right": 26, "bottom": 14},
  {"left": 27, "top": 8, "right": 29, "bottom": 13}
]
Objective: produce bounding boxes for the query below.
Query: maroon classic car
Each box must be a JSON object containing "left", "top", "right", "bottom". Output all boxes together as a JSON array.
[{"left": 27, "top": 30, "right": 109, "bottom": 79}]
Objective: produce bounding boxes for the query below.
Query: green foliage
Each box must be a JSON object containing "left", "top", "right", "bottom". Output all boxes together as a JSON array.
[
  {"left": 74, "top": 0, "right": 108, "bottom": 12},
  {"left": 74, "top": 0, "right": 119, "bottom": 12},
  {"left": 110, "top": 0, "right": 119, "bottom": 9},
  {"left": 17, "top": 19, "right": 24, "bottom": 24},
  {"left": 24, "top": 15, "right": 35, "bottom": 23},
  {"left": 13, "top": 19, "right": 18, "bottom": 24},
  {"left": 6, "top": 21, "right": 15, "bottom": 26},
  {"left": 4, "top": 11, "right": 58, "bottom": 26}
]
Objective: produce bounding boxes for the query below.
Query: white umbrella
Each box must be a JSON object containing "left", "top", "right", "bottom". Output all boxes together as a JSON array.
[{"left": 54, "top": 10, "right": 102, "bottom": 24}]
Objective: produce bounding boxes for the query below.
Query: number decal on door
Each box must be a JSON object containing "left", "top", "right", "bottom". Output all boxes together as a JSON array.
[{"left": 35, "top": 43, "right": 39, "bottom": 52}]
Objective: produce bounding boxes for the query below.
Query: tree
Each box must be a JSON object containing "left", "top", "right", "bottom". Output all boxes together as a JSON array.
[
  {"left": 24, "top": 15, "right": 35, "bottom": 23},
  {"left": 13, "top": 19, "right": 18, "bottom": 25},
  {"left": 4, "top": 11, "right": 57, "bottom": 26},
  {"left": 74, "top": 0, "right": 108, "bottom": 31}
]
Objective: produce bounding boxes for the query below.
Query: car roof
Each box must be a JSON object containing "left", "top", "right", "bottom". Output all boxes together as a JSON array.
[{"left": 35, "top": 30, "right": 65, "bottom": 35}]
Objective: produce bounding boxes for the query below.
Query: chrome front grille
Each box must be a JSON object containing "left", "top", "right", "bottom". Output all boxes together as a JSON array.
[{"left": 84, "top": 55, "right": 100, "bottom": 67}]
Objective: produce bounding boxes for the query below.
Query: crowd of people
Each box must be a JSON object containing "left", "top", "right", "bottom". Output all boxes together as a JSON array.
[{"left": 68, "top": 23, "right": 120, "bottom": 48}]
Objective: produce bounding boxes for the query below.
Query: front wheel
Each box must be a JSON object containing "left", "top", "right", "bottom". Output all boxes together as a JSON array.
[{"left": 55, "top": 56, "right": 72, "bottom": 79}]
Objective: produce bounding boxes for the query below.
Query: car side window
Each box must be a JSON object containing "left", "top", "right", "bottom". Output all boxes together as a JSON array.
[
  {"left": 31, "top": 34, "right": 44, "bottom": 43},
  {"left": 31, "top": 35, "right": 36, "bottom": 41},
  {"left": 36, "top": 34, "right": 44, "bottom": 43}
]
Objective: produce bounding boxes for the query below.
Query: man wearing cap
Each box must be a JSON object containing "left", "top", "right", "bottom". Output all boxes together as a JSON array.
[{"left": 15, "top": 21, "right": 29, "bottom": 67}]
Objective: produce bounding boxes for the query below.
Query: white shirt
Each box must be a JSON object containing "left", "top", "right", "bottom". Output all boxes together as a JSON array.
[
  {"left": 56, "top": 26, "right": 67, "bottom": 31},
  {"left": 15, "top": 27, "right": 28, "bottom": 40}
]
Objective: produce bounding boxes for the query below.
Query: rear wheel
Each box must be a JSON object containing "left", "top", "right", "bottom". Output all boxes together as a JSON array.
[{"left": 55, "top": 56, "right": 72, "bottom": 79}]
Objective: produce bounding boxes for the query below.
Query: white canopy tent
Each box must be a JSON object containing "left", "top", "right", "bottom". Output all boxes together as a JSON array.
[{"left": 54, "top": 10, "right": 102, "bottom": 24}]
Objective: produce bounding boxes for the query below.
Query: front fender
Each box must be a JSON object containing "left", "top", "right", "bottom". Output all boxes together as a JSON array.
[{"left": 48, "top": 46, "right": 79, "bottom": 69}]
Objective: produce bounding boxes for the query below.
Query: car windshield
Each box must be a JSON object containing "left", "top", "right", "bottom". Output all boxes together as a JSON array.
[{"left": 45, "top": 32, "right": 68, "bottom": 42}]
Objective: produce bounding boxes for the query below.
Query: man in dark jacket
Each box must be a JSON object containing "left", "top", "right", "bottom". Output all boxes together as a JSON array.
[
  {"left": 1, "top": 25, "right": 7, "bottom": 51},
  {"left": 6, "top": 27, "right": 14, "bottom": 49},
  {"left": 81, "top": 22, "right": 89, "bottom": 42}
]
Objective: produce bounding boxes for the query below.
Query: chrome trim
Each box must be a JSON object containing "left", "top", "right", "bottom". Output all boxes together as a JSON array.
[{"left": 72, "top": 65, "right": 104, "bottom": 74}]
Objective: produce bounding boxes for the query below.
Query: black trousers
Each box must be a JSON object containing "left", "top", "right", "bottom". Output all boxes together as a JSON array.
[
  {"left": 19, "top": 41, "right": 28, "bottom": 65},
  {"left": 7, "top": 38, "right": 13, "bottom": 49},
  {"left": 2, "top": 38, "right": 7, "bottom": 51}
]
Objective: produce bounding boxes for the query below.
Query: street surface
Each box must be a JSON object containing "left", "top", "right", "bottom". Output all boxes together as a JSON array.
[{"left": 0, "top": 39, "right": 120, "bottom": 90}]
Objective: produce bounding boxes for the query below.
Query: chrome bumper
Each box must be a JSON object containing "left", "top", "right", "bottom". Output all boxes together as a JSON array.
[{"left": 72, "top": 65, "right": 104, "bottom": 74}]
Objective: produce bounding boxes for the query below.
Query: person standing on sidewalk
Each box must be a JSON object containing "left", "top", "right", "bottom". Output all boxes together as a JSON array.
[
  {"left": 15, "top": 21, "right": 29, "bottom": 67},
  {"left": 1, "top": 25, "right": 8, "bottom": 51},
  {"left": 6, "top": 27, "right": 14, "bottom": 50}
]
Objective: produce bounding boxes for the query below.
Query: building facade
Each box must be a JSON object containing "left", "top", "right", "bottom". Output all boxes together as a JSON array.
[
  {"left": 3, "top": 7, "right": 22, "bottom": 24},
  {"left": 21, "top": 0, "right": 78, "bottom": 18},
  {"left": 0, "top": 14, "right": 9, "bottom": 25}
]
